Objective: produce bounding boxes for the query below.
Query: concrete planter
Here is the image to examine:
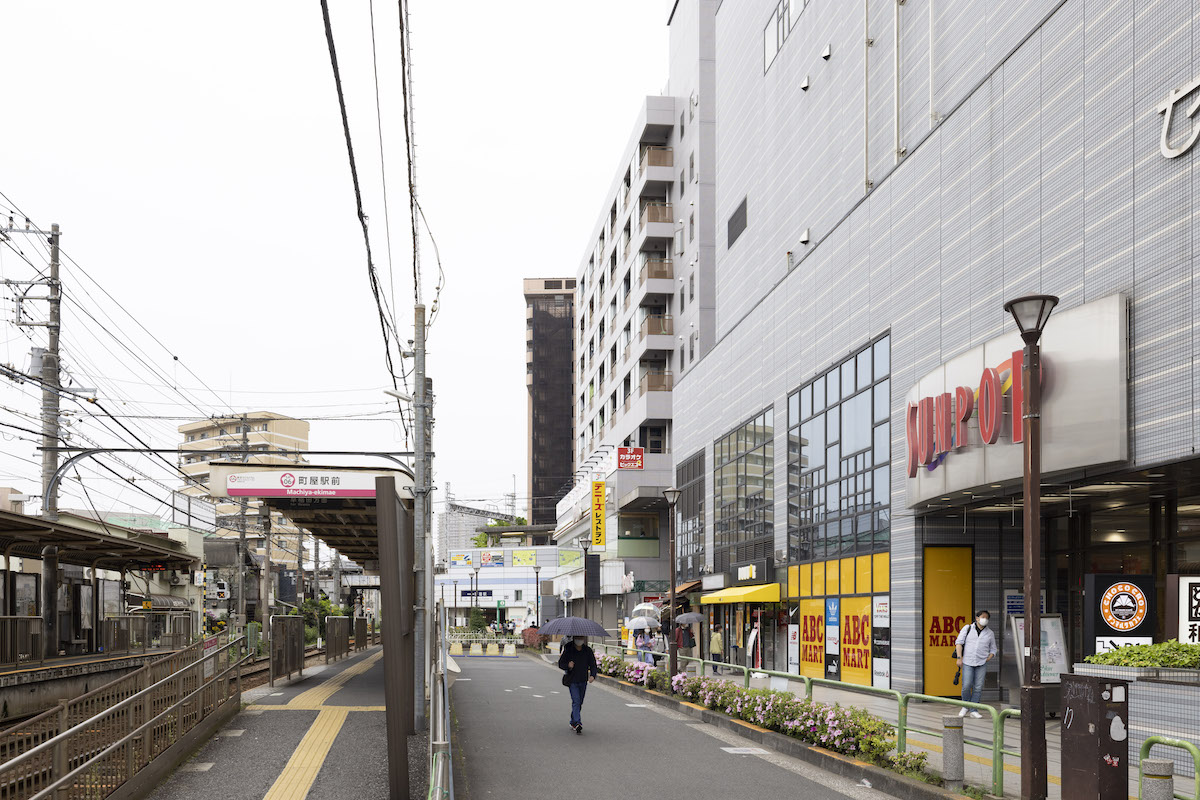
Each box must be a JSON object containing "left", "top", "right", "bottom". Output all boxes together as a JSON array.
[{"left": 1072, "top": 662, "right": 1165, "bottom": 681}]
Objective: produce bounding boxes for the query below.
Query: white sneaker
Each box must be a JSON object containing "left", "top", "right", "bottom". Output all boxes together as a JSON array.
[
  {"left": 958, "top": 707, "right": 968, "bottom": 717},
  {"left": 969, "top": 711, "right": 983, "bottom": 719}
]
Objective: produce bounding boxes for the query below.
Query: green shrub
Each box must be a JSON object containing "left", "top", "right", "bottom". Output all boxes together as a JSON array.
[
  {"left": 891, "top": 750, "right": 929, "bottom": 774},
  {"left": 1083, "top": 640, "right": 1200, "bottom": 668}
]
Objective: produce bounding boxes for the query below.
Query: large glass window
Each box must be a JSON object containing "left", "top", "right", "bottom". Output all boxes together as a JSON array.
[
  {"left": 787, "top": 335, "right": 890, "bottom": 564},
  {"left": 676, "top": 450, "right": 706, "bottom": 581},
  {"left": 713, "top": 408, "right": 774, "bottom": 576}
]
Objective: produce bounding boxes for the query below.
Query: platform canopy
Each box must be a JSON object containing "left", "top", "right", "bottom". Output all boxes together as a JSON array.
[
  {"left": 206, "top": 462, "right": 415, "bottom": 572},
  {"left": 0, "top": 509, "right": 197, "bottom": 570}
]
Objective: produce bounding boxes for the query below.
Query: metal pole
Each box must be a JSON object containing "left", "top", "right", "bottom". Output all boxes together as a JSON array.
[
  {"left": 581, "top": 540, "right": 589, "bottom": 619},
  {"left": 423, "top": 376, "right": 434, "bottom": 728},
  {"left": 375, "top": 476, "right": 411, "bottom": 800},
  {"left": 413, "top": 303, "right": 428, "bottom": 732},
  {"left": 332, "top": 548, "right": 341, "bottom": 608},
  {"left": 260, "top": 507, "right": 272, "bottom": 646},
  {"left": 237, "top": 416, "right": 248, "bottom": 636},
  {"left": 41, "top": 224, "right": 61, "bottom": 521},
  {"left": 1020, "top": 339, "right": 1047, "bottom": 800},
  {"left": 533, "top": 567, "right": 540, "bottom": 626},
  {"left": 668, "top": 498, "right": 678, "bottom": 680}
]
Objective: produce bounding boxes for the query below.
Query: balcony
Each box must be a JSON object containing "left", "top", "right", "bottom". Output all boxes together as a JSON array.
[
  {"left": 623, "top": 342, "right": 631, "bottom": 362},
  {"left": 638, "top": 370, "right": 674, "bottom": 395},
  {"left": 622, "top": 292, "right": 631, "bottom": 312},
  {"left": 588, "top": 395, "right": 595, "bottom": 410},
  {"left": 624, "top": 396, "right": 632, "bottom": 413},
  {"left": 638, "top": 146, "right": 674, "bottom": 174},
  {"left": 639, "top": 314, "right": 673, "bottom": 339},
  {"left": 638, "top": 257, "right": 673, "bottom": 285},
  {"left": 639, "top": 202, "right": 673, "bottom": 231}
]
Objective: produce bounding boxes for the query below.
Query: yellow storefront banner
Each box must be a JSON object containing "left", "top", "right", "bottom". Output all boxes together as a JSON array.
[
  {"left": 512, "top": 549, "right": 536, "bottom": 567},
  {"left": 591, "top": 481, "right": 606, "bottom": 547},
  {"left": 799, "top": 598, "right": 825, "bottom": 679},
  {"left": 840, "top": 595, "right": 872, "bottom": 687},
  {"left": 923, "top": 547, "right": 973, "bottom": 697}
]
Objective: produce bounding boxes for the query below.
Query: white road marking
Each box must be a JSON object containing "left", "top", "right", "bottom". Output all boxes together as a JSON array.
[
  {"left": 721, "top": 747, "right": 768, "bottom": 755},
  {"left": 519, "top": 685, "right": 532, "bottom": 689},
  {"left": 180, "top": 762, "right": 215, "bottom": 772},
  {"left": 222, "top": 729, "right": 245, "bottom": 737},
  {"left": 504, "top": 689, "right": 513, "bottom": 692},
  {"left": 626, "top": 704, "right": 648, "bottom": 707},
  {"left": 550, "top": 691, "right": 560, "bottom": 694},
  {"left": 532, "top": 694, "right": 544, "bottom": 698},
  {"left": 269, "top": 692, "right": 284, "bottom": 697},
  {"left": 457, "top": 678, "right": 472, "bottom": 681}
]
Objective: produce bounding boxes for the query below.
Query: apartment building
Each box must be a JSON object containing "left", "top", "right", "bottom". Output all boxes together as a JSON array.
[
  {"left": 523, "top": 278, "right": 576, "bottom": 525},
  {"left": 177, "top": 412, "right": 309, "bottom": 572},
  {"left": 552, "top": 0, "right": 718, "bottom": 629}
]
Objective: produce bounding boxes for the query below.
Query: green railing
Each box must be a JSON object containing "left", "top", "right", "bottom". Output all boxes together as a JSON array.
[
  {"left": 1139, "top": 736, "right": 1200, "bottom": 800},
  {"left": 596, "top": 643, "right": 1021, "bottom": 796}
]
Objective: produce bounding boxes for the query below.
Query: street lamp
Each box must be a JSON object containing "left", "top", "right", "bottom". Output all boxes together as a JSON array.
[
  {"left": 473, "top": 567, "right": 480, "bottom": 613},
  {"left": 532, "top": 565, "right": 541, "bottom": 626},
  {"left": 1003, "top": 293, "right": 1057, "bottom": 800},
  {"left": 580, "top": 539, "right": 590, "bottom": 619},
  {"left": 452, "top": 580, "right": 458, "bottom": 624},
  {"left": 663, "top": 487, "right": 682, "bottom": 683}
]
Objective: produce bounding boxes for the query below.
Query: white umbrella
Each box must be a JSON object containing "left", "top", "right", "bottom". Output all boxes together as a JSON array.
[
  {"left": 626, "top": 616, "right": 662, "bottom": 631},
  {"left": 630, "top": 602, "right": 661, "bottom": 619}
]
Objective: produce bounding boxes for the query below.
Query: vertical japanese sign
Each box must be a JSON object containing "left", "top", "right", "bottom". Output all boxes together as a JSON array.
[
  {"left": 923, "top": 547, "right": 972, "bottom": 696},
  {"left": 591, "top": 481, "right": 606, "bottom": 548},
  {"left": 840, "top": 595, "right": 872, "bottom": 687},
  {"left": 824, "top": 598, "right": 840, "bottom": 680},
  {"left": 872, "top": 595, "right": 891, "bottom": 689},
  {"left": 800, "top": 598, "right": 824, "bottom": 678},
  {"left": 1181, "top": 577, "right": 1200, "bottom": 644},
  {"left": 787, "top": 623, "right": 800, "bottom": 674}
]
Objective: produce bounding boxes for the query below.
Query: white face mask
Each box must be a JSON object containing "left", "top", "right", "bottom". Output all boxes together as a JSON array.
[
  {"left": 575, "top": 637, "right": 587, "bottom": 645},
  {"left": 977, "top": 617, "right": 989, "bottom": 628}
]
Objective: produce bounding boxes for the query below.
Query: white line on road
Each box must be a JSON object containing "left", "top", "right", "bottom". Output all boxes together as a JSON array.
[
  {"left": 180, "top": 762, "right": 214, "bottom": 772},
  {"left": 550, "top": 691, "right": 560, "bottom": 694},
  {"left": 222, "top": 729, "right": 245, "bottom": 737},
  {"left": 532, "top": 694, "right": 544, "bottom": 698},
  {"left": 626, "top": 704, "right": 648, "bottom": 707},
  {"left": 519, "top": 685, "right": 531, "bottom": 689},
  {"left": 457, "top": 678, "right": 472, "bottom": 681},
  {"left": 721, "top": 747, "right": 768, "bottom": 755},
  {"left": 504, "top": 689, "right": 513, "bottom": 692}
]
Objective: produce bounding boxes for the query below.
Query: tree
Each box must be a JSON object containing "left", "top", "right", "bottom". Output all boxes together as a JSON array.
[
  {"left": 469, "top": 607, "right": 486, "bottom": 631},
  {"left": 470, "top": 531, "right": 489, "bottom": 547}
]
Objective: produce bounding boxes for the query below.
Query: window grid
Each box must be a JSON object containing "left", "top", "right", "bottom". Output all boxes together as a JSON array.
[{"left": 713, "top": 408, "right": 774, "bottom": 576}]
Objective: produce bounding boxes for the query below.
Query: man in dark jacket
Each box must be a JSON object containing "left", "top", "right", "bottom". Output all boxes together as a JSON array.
[{"left": 557, "top": 636, "right": 598, "bottom": 734}]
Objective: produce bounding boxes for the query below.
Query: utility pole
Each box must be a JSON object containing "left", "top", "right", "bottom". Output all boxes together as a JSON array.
[
  {"left": 412, "top": 303, "right": 428, "bottom": 732},
  {"left": 42, "top": 224, "right": 61, "bottom": 521},
  {"left": 260, "top": 505, "right": 272, "bottom": 638},
  {"left": 237, "top": 414, "right": 249, "bottom": 634},
  {"left": 332, "top": 548, "right": 342, "bottom": 608}
]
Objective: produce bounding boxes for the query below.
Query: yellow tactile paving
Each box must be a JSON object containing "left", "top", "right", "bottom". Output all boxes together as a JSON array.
[
  {"left": 287, "top": 650, "right": 383, "bottom": 708},
  {"left": 262, "top": 708, "right": 349, "bottom": 800},
  {"left": 258, "top": 705, "right": 386, "bottom": 712}
]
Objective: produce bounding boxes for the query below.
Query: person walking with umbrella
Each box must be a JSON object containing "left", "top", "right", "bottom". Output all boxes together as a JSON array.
[{"left": 558, "top": 635, "right": 598, "bottom": 734}]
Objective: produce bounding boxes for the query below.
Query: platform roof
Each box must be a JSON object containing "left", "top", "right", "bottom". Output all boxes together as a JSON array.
[{"left": 0, "top": 509, "right": 197, "bottom": 570}]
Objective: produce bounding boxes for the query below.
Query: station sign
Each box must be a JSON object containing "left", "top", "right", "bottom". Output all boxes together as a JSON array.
[
  {"left": 904, "top": 294, "right": 1127, "bottom": 507},
  {"left": 227, "top": 470, "right": 377, "bottom": 499},
  {"left": 617, "top": 447, "right": 645, "bottom": 470}
]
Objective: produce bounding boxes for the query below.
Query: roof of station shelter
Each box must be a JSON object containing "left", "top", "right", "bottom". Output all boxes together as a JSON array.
[
  {"left": 0, "top": 509, "right": 198, "bottom": 569},
  {"left": 205, "top": 461, "right": 415, "bottom": 571}
]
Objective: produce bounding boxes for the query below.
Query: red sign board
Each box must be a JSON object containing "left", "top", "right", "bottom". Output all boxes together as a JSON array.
[{"left": 617, "top": 447, "right": 645, "bottom": 470}]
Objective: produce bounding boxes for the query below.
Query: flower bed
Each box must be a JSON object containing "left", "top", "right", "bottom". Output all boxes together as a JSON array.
[{"left": 598, "top": 654, "right": 671, "bottom": 690}]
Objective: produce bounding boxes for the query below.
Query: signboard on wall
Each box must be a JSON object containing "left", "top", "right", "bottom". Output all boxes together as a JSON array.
[
  {"left": 617, "top": 447, "right": 645, "bottom": 470},
  {"left": 1084, "top": 574, "right": 1155, "bottom": 657},
  {"left": 1008, "top": 614, "right": 1070, "bottom": 684},
  {"left": 840, "top": 596, "right": 872, "bottom": 686},
  {"left": 512, "top": 549, "right": 536, "bottom": 567},
  {"left": 1168, "top": 575, "right": 1200, "bottom": 644},
  {"left": 872, "top": 595, "right": 891, "bottom": 689},
  {"left": 227, "top": 470, "right": 377, "bottom": 498},
  {"left": 800, "top": 598, "right": 824, "bottom": 679},
  {"left": 787, "top": 623, "right": 800, "bottom": 674},
  {"left": 923, "top": 547, "right": 972, "bottom": 697},
  {"left": 451, "top": 553, "right": 472, "bottom": 567},
  {"left": 480, "top": 551, "right": 505, "bottom": 568},
  {"left": 591, "top": 481, "right": 606, "bottom": 548},
  {"left": 824, "top": 598, "right": 840, "bottom": 680},
  {"left": 904, "top": 294, "right": 1127, "bottom": 507}
]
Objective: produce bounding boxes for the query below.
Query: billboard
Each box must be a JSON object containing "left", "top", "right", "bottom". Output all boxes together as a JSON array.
[
  {"left": 227, "top": 470, "right": 377, "bottom": 498},
  {"left": 840, "top": 595, "right": 872, "bottom": 687},
  {"left": 617, "top": 447, "right": 645, "bottom": 470},
  {"left": 451, "top": 553, "right": 472, "bottom": 567},
  {"left": 923, "top": 547, "right": 972, "bottom": 696},
  {"left": 512, "top": 549, "right": 536, "bottom": 567},
  {"left": 591, "top": 481, "right": 606, "bottom": 548},
  {"left": 480, "top": 550, "right": 505, "bottom": 568}
]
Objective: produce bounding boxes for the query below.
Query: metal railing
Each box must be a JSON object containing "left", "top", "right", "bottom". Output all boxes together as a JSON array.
[
  {"left": 596, "top": 643, "right": 1024, "bottom": 796},
  {"left": 0, "top": 634, "right": 242, "bottom": 800},
  {"left": 639, "top": 314, "right": 673, "bottom": 339},
  {"left": 354, "top": 617, "right": 369, "bottom": 651},
  {"left": 639, "top": 145, "right": 673, "bottom": 173},
  {"left": 639, "top": 370, "right": 674, "bottom": 395},
  {"left": 1139, "top": 737, "right": 1200, "bottom": 800},
  {"left": 136, "top": 610, "right": 193, "bottom": 650},
  {"left": 0, "top": 617, "right": 44, "bottom": 669},
  {"left": 638, "top": 257, "right": 673, "bottom": 284},
  {"left": 640, "top": 201, "right": 673, "bottom": 230},
  {"left": 0, "top": 634, "right": 225, "bottom": 769},
  {"left": 100, "top": 616, "right": 148, "bottom": 656},
  {"left": 325, "top": 616, "right": 350, "bottom": 664},
  {"left": 429, "top": 602, "right": 454, "bottom": 799},
  {"left": 269, "top": 615, "right": 305, "bottom": 686}
]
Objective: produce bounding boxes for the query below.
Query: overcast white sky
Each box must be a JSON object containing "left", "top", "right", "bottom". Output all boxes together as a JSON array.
[{"left": 0, "top": 2, "right": 669, "bottom": 526}]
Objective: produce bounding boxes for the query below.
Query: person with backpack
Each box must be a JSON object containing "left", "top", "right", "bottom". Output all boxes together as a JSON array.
[{"left": 954, "top": 609, "right": 997, "bottom": 717}]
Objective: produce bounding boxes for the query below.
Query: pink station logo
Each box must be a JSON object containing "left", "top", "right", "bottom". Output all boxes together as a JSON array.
[{"left": 280, "top": 472, "right": 296, "bottom": 488}]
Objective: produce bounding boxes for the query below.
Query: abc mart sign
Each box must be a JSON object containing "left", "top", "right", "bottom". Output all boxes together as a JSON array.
[{"left": 904, "top": 294, "right": 1127, "bottom": 507}]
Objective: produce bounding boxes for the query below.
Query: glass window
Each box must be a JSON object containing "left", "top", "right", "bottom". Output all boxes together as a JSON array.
[
  {"left": 812, "top": 375, "right": 825, "bottom": 412},
  {"left": 857, "top": 349, "right": 872, "bottom": 391},
  {"left": 827, "top": 369, "right": 840, "bottom": 406},
  {"left": 788, "top": 392, "right": 800, "bottom": 425},
  {"left": 826, "top": 405, "right": 840, "bottom": 443},
  {"left": 873, "top": 379, "right": 890, "bottom": 423},
  {"left": 842, "top": 361, "right": 855, "bottom": 398},
  {"left": 873, "top": 336, "right": 890, "bottom": 380},
  {"left": 873, "top": 422, "right": 890, "bottom": 465},
  {"left": 843, "top": 391, "right": 871, "bottom": 454},
  {"left": 800, "top": 385, "right": 812, "bottom": 419}
]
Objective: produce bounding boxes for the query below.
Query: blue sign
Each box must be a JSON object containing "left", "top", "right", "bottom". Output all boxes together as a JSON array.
[
  {"left": 825, "top": 598, "right": 840, "bottom": 626},
  {"left": 461, "top": 590, "right": 492, "bottom": 597}
]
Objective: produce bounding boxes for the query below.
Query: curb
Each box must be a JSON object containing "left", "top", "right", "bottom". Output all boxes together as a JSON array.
[{"left": 593, "top": 673, "right": 982, "bottom": 800}]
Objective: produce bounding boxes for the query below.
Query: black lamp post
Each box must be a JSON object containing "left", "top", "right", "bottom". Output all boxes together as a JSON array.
[
  {"left": 533, "top": 565, "right": 541, "bottom": 626},
  {"left": 452, "top": 580, "right": 458, "bottom": 623},
  {"left": 473, "top": 567, "right": 480, "bottom": 613},
  {"left": 1003, "top": 293, "right": 1057, "bottom": 800},
  {"left": 663, "top": 487, "right": 682, "bottom": 682},
  {"left": 580, "top": 539, "right": 590, "bottom": 619}
]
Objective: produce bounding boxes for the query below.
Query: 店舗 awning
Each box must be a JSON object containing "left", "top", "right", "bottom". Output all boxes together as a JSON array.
[
  {"left": 699, "top": 583, "right": 781, "bottom": 605},
  {"left": 673, "top": 579, "right": 702, "bottom": 595}
]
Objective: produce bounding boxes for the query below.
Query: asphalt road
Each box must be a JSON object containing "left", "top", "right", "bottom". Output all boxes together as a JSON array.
[{"left": 452, "top": 653, "right": 892, "bottom": 800}]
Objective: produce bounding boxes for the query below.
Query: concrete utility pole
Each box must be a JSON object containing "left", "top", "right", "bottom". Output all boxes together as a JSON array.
[
  {"left": 237, "top": 414, "right": 249, "bottom": 633},
  {"left": 260, "top": 505, "right": 272, "bottom": 635},
  {"left": 412, "top": 303, "right": 428, "bottom": 732},
  {"left": 332, "top": 548, "right": 342, "bottom": 608},
  {"left": 41, "top": 224, "right": 61, "bottom": 521}
]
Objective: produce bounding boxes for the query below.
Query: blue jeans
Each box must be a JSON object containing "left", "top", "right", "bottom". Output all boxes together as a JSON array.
[
  {"left": 569, "top": 681, "right": 588, "bottom": 726},
  {"left": 961, "top": 663, "right": 986, "bottom": 704}
]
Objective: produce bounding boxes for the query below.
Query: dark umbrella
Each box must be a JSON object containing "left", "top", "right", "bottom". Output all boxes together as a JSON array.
[
  {"left": 675, "top": 612, "right": 705, "bottom": 624},
  {"left": 537, "top": 616, "right": 609, "bottom": 638}
]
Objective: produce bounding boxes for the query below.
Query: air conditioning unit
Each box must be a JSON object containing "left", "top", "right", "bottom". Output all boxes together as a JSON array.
[{"left": 169, "top": 572, "right": 183, "bottom": 586}]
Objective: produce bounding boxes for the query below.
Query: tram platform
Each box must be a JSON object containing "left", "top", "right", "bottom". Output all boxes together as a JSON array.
[{"left": 146, "top": 644, "right": 427, "bottom": 800}]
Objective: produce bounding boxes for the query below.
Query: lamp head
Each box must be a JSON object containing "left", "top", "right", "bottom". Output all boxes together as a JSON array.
[
  {"left": 662, "top": 487, "right": 682, "bottom": 507},
  {"left": 1003, "top": 294, "right": 1059, "bottom": 344}
]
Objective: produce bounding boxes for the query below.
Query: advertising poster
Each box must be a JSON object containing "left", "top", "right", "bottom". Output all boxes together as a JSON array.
[
  {"left": 1009, "top": 614, "right": 1069, "bottom": 683},
  {"left": 512, "top": 549, "right": 536, "bottom": 567},
  {"left": 872, "top": 595, "right": 891, "bottom": 689},
  {"left": 800, "top": 598, "right": 825, "bottom": 679},
  {"left": 787, "top": 623, "right": 800, "bottom": 674},
  {"left": 480, "top": 550, "right": 505, "bottom": 568},
  {"left": 451, "top": 553, "right": 472, "bottom": 567},
  {"left": 14, "top": 574, "right": 37, "bottom": 617},
  {"left": 824, "top": 597, "right": 840, "bottom": 680},
  {"left": 840, "top": 595, "right": 872, "bottom": 686},
  {"left": 558, "top": 550, "right": 582, "bottom": 568},
  {"left": 922, "top": 547, "right": 972, "bottom": 696}
]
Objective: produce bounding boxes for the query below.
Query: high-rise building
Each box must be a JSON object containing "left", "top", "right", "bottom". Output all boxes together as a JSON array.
[
  {"left": 177, "top": 412, "right": 310, "bottom": 571},
  {"left": 524, "top": 278, "right": 576, "bottom": 525}
]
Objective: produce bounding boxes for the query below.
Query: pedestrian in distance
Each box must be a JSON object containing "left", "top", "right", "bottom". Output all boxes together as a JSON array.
[
  {"left": 954, "top": 609, "right": 997, "bottom": 718},
  {"left": 708, "top": 624, "right": 724, "bottom": 675},
  {"left": 636, "top": 630, "right": 654, "bottom": 664},
  {"left": 558, "top": 636, "right": 598, "bottom": 734}
]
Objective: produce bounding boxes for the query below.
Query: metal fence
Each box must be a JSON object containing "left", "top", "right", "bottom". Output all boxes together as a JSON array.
[
  {"left": 0, "top": 617, "right": 44, "bottom": 669},
  {"left": 269, "top": 615, "right": 305, "bottom": 687},
  {"left": 596, "top": 643, "right": 1021, "bottom": 797},
  {"left": 100, "top": 616, "right": 148, "bottom": 656},
  {"left": 429, "top": 602, "right": 454, "bottom": 799},
  {"left": 353, "top": 617, "right": 368, "bottom": 652},
  {"left": 0, "top": 634, "right": 238, "bottom": 800},
  {"left": 136, "top": 611, "right": 193, "bottom": 650},
  {"left": 325, "top": 616, "right": 350, "bottom": 664}
]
